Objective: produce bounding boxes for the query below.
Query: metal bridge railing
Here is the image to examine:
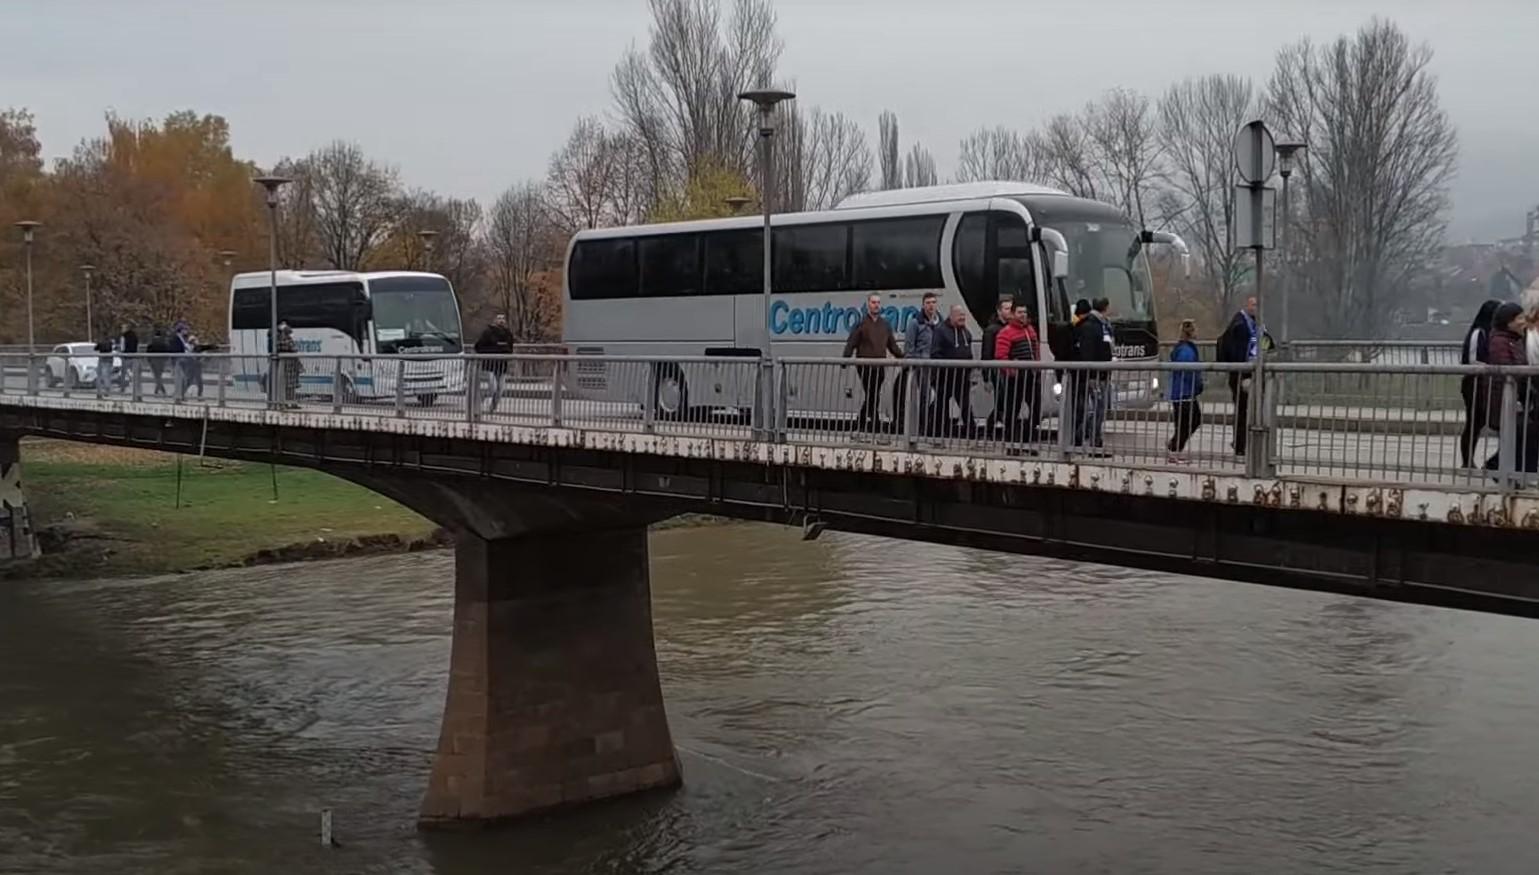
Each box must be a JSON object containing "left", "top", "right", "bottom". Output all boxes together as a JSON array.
[{"left": 4, "top": 351, "right": 1536, "bottom": 493}]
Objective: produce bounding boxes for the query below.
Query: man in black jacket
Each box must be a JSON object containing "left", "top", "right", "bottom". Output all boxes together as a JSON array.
[
  {"left": 473, "top": 314, "right": 514, "bottom": 413},
  {"left": 117, "top": 323, "right": 139, "bottom": 391},
  {"left": 1217, "top": 296, "right": 1260, "bottom": 456},
  {"left": 1070, "top": 297, "right": 1114, "bottom": 449},
  {"left": 980, "top": 297, "right": 1012, "bottom": 435},
  {"left": 931, "top": 305, "right": 975, "bottom": 437}
]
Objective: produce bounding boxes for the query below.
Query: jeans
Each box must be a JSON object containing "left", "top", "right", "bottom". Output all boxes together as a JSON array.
[
  {"left": 481, "top": 364, "right": 507, "bottom": 412},
  {"left": 857, "top": 366, "right": 887, "bottom": 432},
  {"left": 1169, "top": 399, "right": 1203, "bottom": 452}
]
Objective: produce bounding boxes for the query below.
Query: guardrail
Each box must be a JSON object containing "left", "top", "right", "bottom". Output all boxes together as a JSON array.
[{"left": 3, "top": 351, "right": 1535, "bottom": 493}]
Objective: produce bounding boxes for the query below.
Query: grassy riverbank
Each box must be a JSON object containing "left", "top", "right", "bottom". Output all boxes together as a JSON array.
[{"left": 8, "top": 440, "right": 440, "bottom": 579}]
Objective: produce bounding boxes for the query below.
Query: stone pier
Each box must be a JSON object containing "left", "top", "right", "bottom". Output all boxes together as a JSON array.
[
  {"left": 418, "top": 525, "right": 680, "bottom": 826},
  {"left": 0, "top": 433, "right": 39, "bottom": 561},
  {"left": 341, "top": 472, "right": 681, "bottom": 827}
]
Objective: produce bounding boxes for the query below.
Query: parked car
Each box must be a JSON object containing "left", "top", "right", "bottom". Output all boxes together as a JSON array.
[{"left": 44, "top": 342, "right": 121, "bottom": 388}]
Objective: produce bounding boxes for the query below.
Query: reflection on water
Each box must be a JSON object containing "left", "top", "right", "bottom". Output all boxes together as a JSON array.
[{"left": 4, "top": 524, "right": 1539, "bottom": 873}]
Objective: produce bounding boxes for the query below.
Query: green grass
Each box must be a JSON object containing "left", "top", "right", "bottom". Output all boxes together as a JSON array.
[{"left": 16, "top": 440, "right": 437, "bottom": 577}]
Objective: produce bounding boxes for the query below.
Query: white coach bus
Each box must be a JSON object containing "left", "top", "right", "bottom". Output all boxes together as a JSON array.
[
  {"left": 561, "top": 181, "right": 1183, "bottom": 421},
  {"left": 228, "top": 270, "right": 464, "bottom": 405}
]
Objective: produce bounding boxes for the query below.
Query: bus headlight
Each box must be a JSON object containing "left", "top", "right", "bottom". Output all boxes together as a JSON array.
[
  {"left": 1151, "top": 377, "right": 1160, "bottom": 391},
  {"left": 1052, "top": 382, "right": 1063, "bottom": 397}
]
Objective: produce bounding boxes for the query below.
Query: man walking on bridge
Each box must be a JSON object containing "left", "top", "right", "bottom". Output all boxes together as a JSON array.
[
  {"left": 1219, "top": 296, "right": 1263, "bottom": 457},
  {"left": 473, "top": 314, "right": 514, "bottom": 414},
  {"left": 844, "top": 294, "right": 903, "bottom": 433}
]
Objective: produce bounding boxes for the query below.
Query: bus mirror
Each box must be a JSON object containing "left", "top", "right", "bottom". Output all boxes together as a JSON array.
[
  {"left": 1052, "top": 250, "right": 1069, "bottom": 280},
  {"left": 1033, "top": 227, "right": 1070, "bottom": 280},
  {"left": 1143, "top": 231, "right": 1191, "bottom": 279}
]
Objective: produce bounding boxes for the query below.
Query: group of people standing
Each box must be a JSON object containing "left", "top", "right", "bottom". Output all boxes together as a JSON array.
[
  {"left": 839, "top": 292, "right": 1117, "bottom": 451},
  {"left": 1459, "top": 295, "right": 1539, "bottom": 472}
]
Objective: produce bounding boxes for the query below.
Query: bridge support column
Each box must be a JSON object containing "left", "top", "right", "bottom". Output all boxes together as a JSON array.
[
  {"left": 419, "top": 524, "right": 679, "bottom": 828},
  {"left": 0, "top": 433, "right": 39, "bottom": 561}
]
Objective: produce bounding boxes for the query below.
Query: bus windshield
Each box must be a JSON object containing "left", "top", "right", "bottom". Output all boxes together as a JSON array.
[
  {"left": 1055, "top": 220, "right": 1154, "bottom": 321},
  {"left": 369, "top": 278, "right": 463, "bottom": 353}
]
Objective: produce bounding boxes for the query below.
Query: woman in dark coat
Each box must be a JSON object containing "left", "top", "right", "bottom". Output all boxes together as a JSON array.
[{"left": 1459, "top": 299, "right": 1500, "bottom": 467}]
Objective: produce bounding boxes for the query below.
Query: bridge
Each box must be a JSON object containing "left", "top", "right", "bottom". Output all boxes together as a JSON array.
[{"left": 3, "top": 349, "right": 1538, "bottom": 828}]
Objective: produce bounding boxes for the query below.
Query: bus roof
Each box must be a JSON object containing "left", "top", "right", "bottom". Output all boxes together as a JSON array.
[
  {"left": 230, "top": 270, "right": 447, "bottom": 288},
  {"left": 836, "top": 181, "right": 1068, "bottom": 210}
]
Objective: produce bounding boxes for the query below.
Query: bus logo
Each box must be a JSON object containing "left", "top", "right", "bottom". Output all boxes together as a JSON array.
[{"left": 770, "top": 300, "right": 922, "bottom": 337}]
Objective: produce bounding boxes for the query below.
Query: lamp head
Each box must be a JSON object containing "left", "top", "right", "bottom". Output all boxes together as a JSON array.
[{"left": 253, "top": 175, "right": 293, "bottom": 207}]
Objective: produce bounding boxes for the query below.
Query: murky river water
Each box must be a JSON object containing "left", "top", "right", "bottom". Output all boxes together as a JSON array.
[{"left": 4, "top": 524, "right": 1539, "bottom": 874}]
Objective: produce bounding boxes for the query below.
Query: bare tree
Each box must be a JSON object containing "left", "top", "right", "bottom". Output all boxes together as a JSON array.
[
  {"left": 878, "top": 110, "right": 901, "bottom": 190},
  {"left": 1084, "top": 88, "right": 1163, "bottom": 227},
  {"left": 1266, "top": 18, "right": 1458, "bottom": 337},
  {"left": 903, "top": 143, "right": 937, "bottom": 188},
  {"left": 777, "top": 105, "right": 871, "bottom": 210},
  {"left": 610, "top": 0, "right": 782, "bottom": 207},
  {"left": 955, "top": 126, "right": 1050, "bottom": 182},
  {"left": 545, "top": 117, "right": 620, "bottom": 233},
  {"left": 485, "top": 181, "right": 558, "bottom": 341},
  {"left": 1039, "top": 114, "right": 1099, "bottom": 198},
  {"left": 1160, "top": 74, "right": 1257, "bottom": 315},
  {"left": 302, "top": 141, "right": 399, "bottom": 270}
]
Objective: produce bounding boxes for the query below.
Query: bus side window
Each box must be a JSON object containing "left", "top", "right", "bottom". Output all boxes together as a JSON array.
[{"left": 952, "top": 213, "right": 990, "bottom": 324}]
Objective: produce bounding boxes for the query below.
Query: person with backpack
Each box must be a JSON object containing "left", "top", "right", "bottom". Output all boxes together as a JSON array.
[
  {"left": 1217, "top": 296, "right": 1269, "bottom": 456},
  {"left": 1166, "top": 319, "right": 1205, "bottom": 461}
]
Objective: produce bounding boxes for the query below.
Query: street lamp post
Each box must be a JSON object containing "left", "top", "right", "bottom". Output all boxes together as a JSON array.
[
  {"left": 15, "top": 221, "right": 41, "bottom": 355},
  {"left": 253, "top": 176, "right": 292, "bottom": 407},
  {"left": 736, "top": 88, "right": 795, "bottom": 437},
  {"left": 724, "top": 195, "right": 752, "bottom": 216},
  {"left": 417, "top": 230, "right": 439, "bottom": 272},
  {"left": 80, "top": 264, "right": 96, "bottom": 340},
  {"left": 1275, "top": 140, "right": 1306, "bottom": 347}
]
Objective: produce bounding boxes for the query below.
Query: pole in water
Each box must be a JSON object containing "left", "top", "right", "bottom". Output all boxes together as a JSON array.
[
  {"left": 319, "top": 808, "right": 333, "bottom": 848},
  {"left": 269, "top": 463, "right": 278, "bottom": 502},
  {"left": 175, "top": 454, "right": 183, "bottom": 509}
]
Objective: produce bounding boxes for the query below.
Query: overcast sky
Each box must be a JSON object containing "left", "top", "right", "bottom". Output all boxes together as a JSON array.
[{"left": 6, "top": 0, "right": 1535, "bottom": 240}]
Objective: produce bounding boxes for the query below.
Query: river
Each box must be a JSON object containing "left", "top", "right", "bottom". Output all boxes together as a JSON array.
[{"left": 3, "top": 524, "right": 1538, "bottom": 874}]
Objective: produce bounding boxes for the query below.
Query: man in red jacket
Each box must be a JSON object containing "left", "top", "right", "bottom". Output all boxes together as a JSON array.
[{"left": 993, "top": 303, "right": 1040, "bottom": 446}]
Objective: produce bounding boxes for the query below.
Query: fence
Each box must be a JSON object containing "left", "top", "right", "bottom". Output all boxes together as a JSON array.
[{"left": 3, "top": 351, "right": 1536, "bottom": 493}]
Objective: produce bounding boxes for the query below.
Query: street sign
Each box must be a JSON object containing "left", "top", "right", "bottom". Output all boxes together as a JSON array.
[
  {"left": 1233, "top": 120, "right": 1276, "bottom": 185},
  {"left": 1233, "top": 184, "right": 1276, "bottom": 249}
]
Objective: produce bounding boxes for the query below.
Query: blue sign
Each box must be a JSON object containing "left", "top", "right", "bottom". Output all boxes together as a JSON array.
[{"left": 770, "top": 300, "right": 921, "bottom": 336}]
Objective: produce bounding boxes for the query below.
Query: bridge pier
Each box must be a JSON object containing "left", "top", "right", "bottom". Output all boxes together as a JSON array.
[
  {"left": 0, "top": 433, "right": 39, "bottom": 561},
  {"left": 419, "top": 524, "right": 679, "bottom": 827}
]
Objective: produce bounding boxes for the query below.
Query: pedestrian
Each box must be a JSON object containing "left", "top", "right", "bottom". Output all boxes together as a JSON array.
[
  {"left": 1459, "top": 300, "right": 1500, "bottom": 467},
  {"left": 931, "top": 305, "right": 975, "bottom": 438},
  {"left": 117, "top": 322, "right": 139, "bottom": 391},
  {"left": 275, "top": 322, "right": 302, "bottom": 408},
  {"left": 473, "top": 314, "right": 514, "bottom": 413},
  {"left": 147, "top": 327, "right": 170, "bottom": 396},
  {"left": 1072, "top": 297, "right": 1114, "bottom": 451},
  {"left": 93, "top": 335, "right": 113, "bottom": 398},
  {"left": 1482, "top": 303, "right": 1538, "bottom": 472},
  {"left": 171, "top": 321, "right": 199, "bottom": 400},
  {"left": 842, "top": 293, "right": 904, "bottom": 433},
  {"left": 1217, "top": 296, "right": 1263, "bottom": 457},
  {"left": 902, "top": 292, "right": 941, "bottom": 433},
  {"left": 1166, "top": 319, "right": 1205, "bottom": 461},
  {"left": 186, "top": 330, "right": 205, "bottom": 398},
  {"left": 994, "top": 301, "right": 1042, "bottom": 448},
  {"left": 980, "top": 297, "right": 1012, "bottom": 435}
]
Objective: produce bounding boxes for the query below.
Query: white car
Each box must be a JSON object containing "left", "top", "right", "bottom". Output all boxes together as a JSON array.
[{"left": 44, "top": 342, "right": 122, "bottom": 388}]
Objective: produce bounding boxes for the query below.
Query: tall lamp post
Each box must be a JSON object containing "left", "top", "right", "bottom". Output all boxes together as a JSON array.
[
  {"left": 253, "top": 176, "right": 291, "bottom": 406},
  {"left": 417, "top": 230, "right": 439, "bottom": 272},
  {"left": 218, "top": 249, "right": 237, "bottom": 274},
  {"left": 724, "top": 195, "right": 752, "bottom": 216},
  {"left": 1275, "top": 140, "right": 1306, "bottom": 346},
  {"left": 15, "top": 221, "right": 41, "bottom": 355},
  {"left": 736, "top": 88, "right": 795, "bottom": 436},
  {"left": 79, "top": 264, "right": 96, "bottom": 340}
]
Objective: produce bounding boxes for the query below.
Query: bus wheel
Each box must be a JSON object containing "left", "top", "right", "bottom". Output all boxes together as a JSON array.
[
  {"left": 416, "top": 393, "right": 438, "bottom": 407},
  {"left": 653, "top": 365, "right": 688, "bottom": 421}
]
